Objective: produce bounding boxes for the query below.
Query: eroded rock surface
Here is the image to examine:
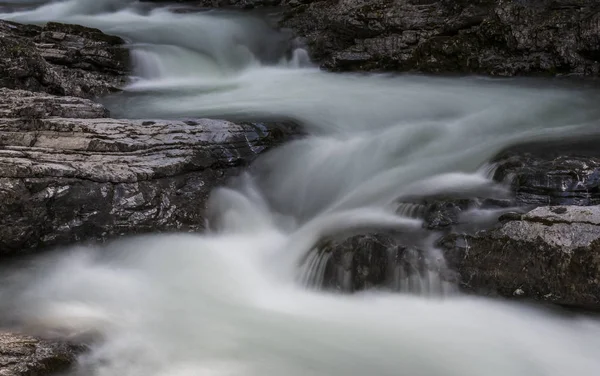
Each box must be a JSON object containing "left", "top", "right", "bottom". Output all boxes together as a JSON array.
[
  {"left": 0, "top": 20, "right": 129, "bottom": 98},
  {"left": 0, "top": 88, "right": 294, "bottom": 254},
  {"left": 0, "top": 332, "right": 78, "bottom": 376},
  {"left": 318, "top": 206, "right": 600, "bottom": 307},
  {"left": 158, "top": 0, "right": 600, "bottom": 76},
  {"left": 442, "top": 205, "right": 600, "bottom": 306}
]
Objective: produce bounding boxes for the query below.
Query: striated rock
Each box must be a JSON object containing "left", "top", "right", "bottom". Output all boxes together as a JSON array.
[
  {"left": 442, "top": 205, "right": 600, "bottom": 306},
  {"left": 0, "top": 88, "right": 109, "bottom": 119},
  {"left": 0, "top": 20, "right": 129, "bottom": 98},
  {"left": 0, "top": 332, "right": 79, "bottom": 376},
  {"left": 0, "top": 88, "right": 295, "bottom": 254}
]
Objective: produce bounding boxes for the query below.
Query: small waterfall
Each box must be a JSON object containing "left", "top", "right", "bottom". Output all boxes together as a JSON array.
[{"left": 2, "top": 1, "right": 600, "bottom": 376}]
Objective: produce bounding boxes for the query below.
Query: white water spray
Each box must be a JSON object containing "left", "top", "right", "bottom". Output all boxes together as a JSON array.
[{"left": 2, "top": 1, "right": 600, "bottom": 375}]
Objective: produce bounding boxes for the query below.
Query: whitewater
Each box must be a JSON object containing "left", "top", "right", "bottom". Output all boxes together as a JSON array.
[{"left": 1, "top": 1, "right": 600, "bottom": 375}]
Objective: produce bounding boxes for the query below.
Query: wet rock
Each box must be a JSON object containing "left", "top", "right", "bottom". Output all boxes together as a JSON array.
[
  {"left": 491, "top": 138, "right": 600, "bottom": 206},
  {"left": 166, "top": 0, "right": 600, "bottom": 76},
  {"left": 442, "top": 205, "right": 600, "bottom": 306},
  {"left": 319, "top": 233, "right": 395, "bottom": 292},
  {"left": 317, "top": 205, "right": 600, "bottom": 307},
  {"left": 316, "top": 232, "right": 457, "bottom": 295},
  {"left": 283, "top": 0, "right": 600, "bottom": 76},
  {"left": 0, "top": 20, "right": 129, "bottom": 98},
  {"left": 0, "top": 88, "right": 295, "bottom": 254},
  {"left": 0, "top": 332, "right": 79, "bottom": 376}
]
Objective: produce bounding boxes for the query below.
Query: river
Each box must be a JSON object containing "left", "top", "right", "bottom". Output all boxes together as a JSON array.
[{"left": 1, "top": 1, "right": 600, "bottom": 375}]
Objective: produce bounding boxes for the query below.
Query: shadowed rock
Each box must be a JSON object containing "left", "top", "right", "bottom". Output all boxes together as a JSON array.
[
  {"left": 491, "top": 138, "right": 600, "bottom": 206},
  {"left": 0, "top": 20, "right": 129, "bottom": 98}
]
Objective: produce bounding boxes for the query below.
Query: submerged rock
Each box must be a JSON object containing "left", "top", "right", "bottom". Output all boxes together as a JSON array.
[
  {"left": 0, "top": 88, "right": 295, "bottom": 254},
  {"left": 318, "top": 233, "right": 456, "bottom": 295},
  {"left": 0, "top": 20, "right": 129, "bottom": 98},
  {"left": 0, "top": 332, "right": 79, "bottom": 376},
  {"left": 442, "top": 205, "right": 600, "bottom": 306}
]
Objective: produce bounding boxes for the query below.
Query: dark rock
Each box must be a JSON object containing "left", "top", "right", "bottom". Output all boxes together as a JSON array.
[
  {"left": 491, "top": 138, "right": 600, "bottom": 206},
  {"left": 442, "top": 205, "right": 600, "bottom": 306},
  {"left": 165, "top": 0, "right": 600, "bottom": 76},
  {"left": 0, "top": 88, "right": 295, "bottom": 255},
  {"left": 315, "top": 232, "right": 457, "bottom": 295},
  {"left": 316, "top": 205, "right": 600, "bottom": 307},
  {"left": 0, "top": 20, "right": 129, "bottom": 98},
  {"left": 286, "top": 0, "right": 600, "bottom": 75},
  {"left": 0, "top": 331, "right": 79, "bottom": 376}
]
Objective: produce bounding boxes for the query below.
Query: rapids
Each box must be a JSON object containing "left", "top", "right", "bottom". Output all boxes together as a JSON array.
[{"left": 2, "top": 1, "right": 600, "bottom": 375}]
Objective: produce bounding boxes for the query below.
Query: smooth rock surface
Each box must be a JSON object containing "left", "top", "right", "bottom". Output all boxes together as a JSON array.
[
  {"left": 0, "top": 88, "right": 294, "bottom": 254},
  {"left": 0, "top": 20, "right": 129, "bottom": 98},
  {"left": 0, "top": 332, "right": 78, "bottom": 376}
]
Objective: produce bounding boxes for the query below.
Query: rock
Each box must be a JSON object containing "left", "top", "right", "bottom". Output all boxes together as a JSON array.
[
  {"left": 164, "top": 0, "right": 600, "bottom": 76},
  {"left": 0, "top": 88, "right": 109, "bottom": 119},
  {"left": 0, "top": 332, "right": 79, "bottom": 376},
  {"left": 317, "top": 205, "right": 600, "bottom": 307},
  {"left": 0, "top": 88, "right": 295, "bottom": 255},
  {"left": 287, "top": 0, "right": 600, "bottom": 75},
  {"left": 442, "top": 205, "right": 600, "bottom": 307},
  {"left": 491, "top": 138, "right": 600, "bottom": 206},
  {"left": 0, "top": 20, "right": 129, "bottom": 98},
  {"left": 314, "top": 231, "right": 457, "bottom": 295}
]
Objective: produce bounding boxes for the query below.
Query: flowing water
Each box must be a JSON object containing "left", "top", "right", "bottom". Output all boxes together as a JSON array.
[{"left": 2, "top": 1, "right": 600, "bottom": 375}]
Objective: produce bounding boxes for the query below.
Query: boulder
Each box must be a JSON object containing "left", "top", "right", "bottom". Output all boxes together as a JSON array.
[
  {"left": 314, "top": 140, "right": 600, "bottom": 305},
  {"left": 0, "top": 332, "right": 79, "bottom": 376},
  {"left": 316, "top": 233, "right": 457, "bottom": 295},
  {"left": 317, "top": 205, "right": 600, "bottom": 308},
  {"left": 0, "top": 88, "right": 295, "bottom": 255},
  {"left": 442, "top": 205, "right": 600, "bottom": 307},
  {"left": 0, "top": 20, "right": 129, "bottom": 98}
]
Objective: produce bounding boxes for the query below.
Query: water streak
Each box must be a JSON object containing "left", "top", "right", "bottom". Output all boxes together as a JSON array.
[{"left": 2, "top": 1, "right": 600, "bottom": 376}]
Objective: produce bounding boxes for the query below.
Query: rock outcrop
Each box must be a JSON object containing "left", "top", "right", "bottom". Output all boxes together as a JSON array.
[
  {"left": 0, "top": 88, "right": 294, "bottom": 255},
  {"left": 0, "top": 20, "right": 129, "bottom": 98},
  {"left": 0, "top": 332, "right": 79, "bottom": 376},
  {"left": 316, "top": 140, "right": 600, "bottom": 306},
  {"left": 153, "top": 0, "right": 600, "bottom": 76},
  {"left": 442, "top": 205, "right": 600, "bottom": 307},
  {"left": 318, "top": 205, "right": 600, "bottom": 307},
  {"left": 284, "top": 0, "right": 600, "bottom": 75}
]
